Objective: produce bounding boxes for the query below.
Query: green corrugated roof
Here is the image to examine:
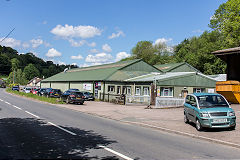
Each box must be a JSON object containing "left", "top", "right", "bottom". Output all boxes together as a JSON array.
[
  {"left": 154, "top": 62, "right": 200, "bottom": 73},
  {"left": 107, "top": 70, "right": 152, "bottom": 81},
  {"left": 154, "top": 62, "right": 185, "bottom": 72},
  {"left": 125, "top": 72, "right": 216, "bottom": 87},
  {"left": 42, "top": 59, "right": 156, "bottom": 82}
]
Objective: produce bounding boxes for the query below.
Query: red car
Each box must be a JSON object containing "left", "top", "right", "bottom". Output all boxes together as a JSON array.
[{"left": 32, "top": 88, "right": 40, "bottom": 94}]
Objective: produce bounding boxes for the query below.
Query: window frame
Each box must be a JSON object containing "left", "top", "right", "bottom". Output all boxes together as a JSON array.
[
  {"left": 160, "top": 87, "right": 173, "bottom": 97},
  {"left": 135, "top": 86, "right": 141, "bottom": 95}
]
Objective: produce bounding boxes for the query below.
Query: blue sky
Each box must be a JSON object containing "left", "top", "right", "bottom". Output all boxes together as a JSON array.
[{"left": 0, "top": 0, "right": 226, "bottom": 67}]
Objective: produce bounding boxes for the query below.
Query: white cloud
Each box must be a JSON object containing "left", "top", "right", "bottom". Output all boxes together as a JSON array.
[
  {"left": 115, "top": 52, "right": 130, "bottom": 61},
  {"left": 46, "top": 48, "right": 62, "bottom": 58},
  {"left": 55, "top": 60, "right": 66, "bottom": 65},
  {"left": 87, "top": 42, "right": 96, "bottom": 47},
  {"left": 69, "top": 39, "right": 86, "bottom": 47},
  {"left": 90, "top": 49, "right": 98, "bottom": 53},
  {"left": 44, "top": 42, "right": 51, "bottom": 47},
  {"left": 102, "top": 44, "right": 112, "bottom": 52},
  {"left": 85, "top": 52, "right": 113, "bottom": 63},
  {"left": 0, "top": 37, "right": 21, "bottom": 48},
  {"left": 108, "top": 30, "right": 124, "bottom": 39},
  {"left": 71, "top": 54, "right": 83, "bottom": 60},
  {"left": 30, "top": 38, "right": 43, "bottom": 48},
  {"left": 154, "top": 38, "right": 173, "bottom": 45},
  {"left": 22, "top": 42, "right": 30, "bottom": 48},
  {"left": 51, "top": 24, "right": 102, "bottom": 39}
]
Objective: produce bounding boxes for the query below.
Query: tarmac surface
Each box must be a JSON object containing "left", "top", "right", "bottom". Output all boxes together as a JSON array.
[{"left": 56, "top": 101, "right": 240, "bottom": 148}]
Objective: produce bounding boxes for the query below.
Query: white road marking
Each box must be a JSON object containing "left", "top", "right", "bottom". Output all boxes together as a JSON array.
[
  {"left": 99, "top": 145, "right": 134, "bottom": 160},
  {"left": 0, "top": 99, "right": 3, "bottom": 101},
  {"left": 48, "top": 121, "right": 77, "bottom": 136},
  {"left": 12, "top": 105, "right": 22, "bottom": 110},
  {"left": 4, "top": 101, "right": 11, "bottom": 105},
  {"left": 25, "top": 111, "right": 40, "bottom": 118}
]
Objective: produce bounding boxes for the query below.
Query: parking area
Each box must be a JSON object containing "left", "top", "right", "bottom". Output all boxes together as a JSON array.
[{"left": 56, "top": 101, "right": 240, "bottom": 147}]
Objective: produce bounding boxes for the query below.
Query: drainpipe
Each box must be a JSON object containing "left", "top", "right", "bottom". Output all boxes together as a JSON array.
[{"left": 103, "top": 81, "right": 105, "bottom": 101}]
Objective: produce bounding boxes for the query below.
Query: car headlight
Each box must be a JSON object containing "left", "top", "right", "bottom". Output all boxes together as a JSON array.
[
  {"left": 229, "top": 111, "right": 235, "bottom": 116},
  {"left": 200, "top": 112, "right": 209, "bottom": 117}
]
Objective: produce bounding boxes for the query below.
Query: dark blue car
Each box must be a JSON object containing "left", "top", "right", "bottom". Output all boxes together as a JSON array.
[{"left": 12, "top": 86, "right": 19, "bottom": 91}]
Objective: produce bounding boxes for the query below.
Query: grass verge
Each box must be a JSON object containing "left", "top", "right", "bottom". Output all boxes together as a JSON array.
[{"left": 6, "top": 88, "right": 65, "bottom": 104}]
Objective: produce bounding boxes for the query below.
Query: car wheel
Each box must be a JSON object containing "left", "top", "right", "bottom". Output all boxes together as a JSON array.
[
  {"left": 80, "top": 102, "right": 83, "bottom": 105},
  {"left": 66, "top": 97, "right": 70, "bottom": 104},
  {"left": 184, "top": 112, "right": 189, "bottom": 124},
  {"left": 196, "top": 119, "right": 203, "bottom": 131},
  {"left": 229, "top": 125, "right": 236, "bottom": 130}
]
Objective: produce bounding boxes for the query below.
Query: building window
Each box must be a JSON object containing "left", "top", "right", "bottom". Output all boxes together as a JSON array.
[
  {"left": 143, "top": 87, "right": 149, "bottom": 96},
  {"left": 135, "top": 87, "right": 141, "bottom": 95},
  {"left": 117, "top": 86, "right": 121, "bottom": 94},
  {"left": 160, "top": 87, "right": 173, "bottom": 97},
  {"left": 108, "top": 86, "right": 115, "bottom": 92},
  {"left": 127, "top": 86, "right": 131, "bottom": 95},
  {"left": 123, "top": 86, "right": 126, "bottom": 94},
  {"left": 193, "top": 88, "right": 204, "bottom": 93}
]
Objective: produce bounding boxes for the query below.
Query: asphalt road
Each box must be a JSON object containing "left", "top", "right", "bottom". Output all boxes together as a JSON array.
[{"left": 0, "top": 88, "right": 240, "bottom": 160}]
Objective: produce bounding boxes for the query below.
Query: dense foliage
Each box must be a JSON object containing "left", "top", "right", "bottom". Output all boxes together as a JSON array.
[
  {"left": 0, "top": 45, "right": 77, "bottom": 84},
  {"left": 209, "top": 0, "right": 240, "bottom": 47}
]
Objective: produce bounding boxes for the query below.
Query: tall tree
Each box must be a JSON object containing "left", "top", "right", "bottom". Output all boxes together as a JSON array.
[
  {"left": 23, "top": 63, "right": 40, "bottom": 80},
  {"left": 174, "top": 31, "right": 226, "bottom": 74},
  {"left": 127, "top": 41, "right": 175, "bottom": 65},
  {"left": 11, "top": 58, "right": 20, "bottom": 83},
  {"left": 209, "top": 0, "right": 240, "bottom": 47}
]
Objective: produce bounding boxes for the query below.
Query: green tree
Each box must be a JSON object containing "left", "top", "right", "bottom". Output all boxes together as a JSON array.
[
  {"left": 126, "top": 41, "right": 175, "bottom": 65},
  {"left": 23, "top": 63, "right": 40, "bottom": 80},
  {"left": 209, "top": 0, "right": 240, "bottom": 47},
  {"left": 0, "top": 54, "right": 11, "bottom": 76},
  {"left": 174, "top": 31, "right": 226, "bottom": 74},
  {"left": 10, "top": 58, "right": 20, "bottom": 83},
  {"left": 15, "top": 69, "right": 28, "bottom": 85}
]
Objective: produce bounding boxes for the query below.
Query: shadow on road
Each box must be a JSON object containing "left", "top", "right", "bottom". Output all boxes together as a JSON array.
[{"left": 0, "top": 118, "right": 118, "bottom": 159}]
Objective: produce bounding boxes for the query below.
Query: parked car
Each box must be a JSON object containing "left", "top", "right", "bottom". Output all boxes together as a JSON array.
[
  {"left": 184, "top": 93, "right": 236, "bottom": 131},
  {"left": 12, "top": 85, "right": 19, "bottom": 91},
  {"left": 82, "top": 91, "right": 95, "bottom": 101},
  {"left": 43, "top": 88, "right": 53, "bottom": 97},
  {"left": 23, "top": 87, "right": 32, "bottom": 93},
  {"left": 32, "top": 88, "right": 40, "bottom": 94},
  {"left": 67, "top": 88, "right": 80, "bottom": 92},
  {"left": 61, "top": 91, "right": 84, "bottom": 105},
  {"left": 38, "top": 88, "right": 47, "bottom": 96},
  {"left": 48, "top": 89, "right": 62, "bottom": 98}
]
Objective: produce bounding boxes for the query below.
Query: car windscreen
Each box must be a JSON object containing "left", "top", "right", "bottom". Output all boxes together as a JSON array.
[
  {"left": 197, "top": 95, "right": 229, "bottom": 108},
  {"left": 72, "top": 92, "right": 83, "bottom": 96},
  {"left": 53, "top": 90, "right": 61, "bottom": 93}
]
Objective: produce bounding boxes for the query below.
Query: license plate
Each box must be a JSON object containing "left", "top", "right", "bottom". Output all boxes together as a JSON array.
[
  {"left": 76, "top": 97, "right": 80, "bottom": 99},
  {"left": 55, "top": 94, "right": 59, "bottom": 96},
  {"left": 213, "top": 119, "right": 227, "bottom": 123}
]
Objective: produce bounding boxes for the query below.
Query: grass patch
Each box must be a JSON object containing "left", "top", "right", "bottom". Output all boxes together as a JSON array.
[{"left": 6, "top": 88, "right": 65, "bottom": 104}]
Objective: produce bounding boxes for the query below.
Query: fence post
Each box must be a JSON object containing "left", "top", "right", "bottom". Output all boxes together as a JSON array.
[
  {"left": 123, "top": 94, "right": 126, "bottom": 105},
  {"left": 108, "top": 93, "right": 109, "bottom": 102}
]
